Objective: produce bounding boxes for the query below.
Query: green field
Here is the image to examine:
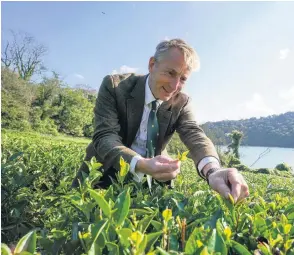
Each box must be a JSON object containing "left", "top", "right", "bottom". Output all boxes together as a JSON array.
[{"left": 1, "top": 130, "right": 294, "bottom": 255}]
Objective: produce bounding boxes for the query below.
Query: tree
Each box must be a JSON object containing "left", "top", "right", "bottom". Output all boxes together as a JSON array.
[
  {"left": 30, "top": 72, "right": 63, "bottom": 135},
  {"left": 1, "top": 30, "right": 48, "bottom": 81},
  {"left": 227, "top": 130, "right": 243, "bottom": 159},
  {"left": 57, "top": 88, "right": 94, "bottom": 136},
  {"left": 1, "top": 67, "right": 35, "bottom": 130}
]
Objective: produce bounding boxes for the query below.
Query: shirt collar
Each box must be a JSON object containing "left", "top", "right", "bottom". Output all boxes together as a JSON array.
[{"left": 145, "top": 75, "right": 163, "bottom": 106}]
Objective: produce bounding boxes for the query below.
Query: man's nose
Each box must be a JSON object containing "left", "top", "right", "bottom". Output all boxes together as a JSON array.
[{"left": 169, "top": 78, "right": 180, "bottom": 91}]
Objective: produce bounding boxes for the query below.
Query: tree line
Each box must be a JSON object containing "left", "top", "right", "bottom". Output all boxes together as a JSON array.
[
  {"left": 201, "top": 112, "right": 294, "bottom": 148},
  {"left": 1, "top": 66, "right": 96, "bottom": 136},
  {"left": 2, "top": 30, "right": 293, "bottom": 148},
  {"left": 1, "top": 30, "right": 96, "bottom": 136}
]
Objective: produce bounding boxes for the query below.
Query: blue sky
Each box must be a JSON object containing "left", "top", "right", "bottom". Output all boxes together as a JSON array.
[{"left": 2, "top": 1, "right": 294, "bottom": 123}]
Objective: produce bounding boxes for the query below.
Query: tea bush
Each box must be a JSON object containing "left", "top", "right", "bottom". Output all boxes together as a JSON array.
[{"left": 1, "top": 131, "right": 294, "bottom": 255}]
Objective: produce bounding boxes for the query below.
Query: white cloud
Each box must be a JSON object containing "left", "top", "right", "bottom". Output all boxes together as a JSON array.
[
  {"left": 279, "top": 48, "right": 290, "bottom": 60},
  {"left": 279, "top": 86, "right": 294, "bottom": 110},
  {"left": 74, "top": 73, "right": 85, "bottom": 79},
  {"left": 238, "top": 93, "right": 275, "bottom": 116},
  {"left": 111, "top": 65, "right": 138, "bottom": 75},
  {"left": 279, "top": 86, "right": 294, "bottom": 100}
]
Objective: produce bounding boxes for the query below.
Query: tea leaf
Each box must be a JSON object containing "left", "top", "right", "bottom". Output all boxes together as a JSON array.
[
  {"left": 156, "top": 247, "right": 171, "bottom": 255},
  {"left": 138, "top": 212, "right": 156, "bottom": 233},
  {"left": 224, "top": 226, "right": 232, "bottom": 240},
  {"left": 88, "top": 189, "right": 111, "bottom": 217},
  {"left": 117, "top": 228, "right": 132, "bottom": 247},
  {"left": 105, "top": 242, "right": 119, "bottom": 255},
  {"left": 284, "top": 239, "right": 294, "bottom": 251},
  {"left": 88, "top": 220, "right": 108, "bottom": 255},
  {"left": 162, "top": 208, "right": 172, "bottom": 222},
  {"left": 14, "top": 230, "right": 36, "bottom": 254},
  {"left": 196, "top": 240, "right": 204, "bottom": 248},
  {"left": 207, "top": 229, "right": 227, "bottom": 254},
  {"left": 146, "top": 231, "right": 163, "bottom": 252},
  {"left": 281, "top": 213, "right": 288, "bottom": 225},
  {"left": 130, "top": 231, "right": 144, "bottom": 247},
  {"left": 228, "top": 194, "right": 235, "bottom": 205},
  {"left": 231, "top": 240, "right": 251, "bottom": 255},
  {"left": 185, "top": 227, "right": 204, "bottom": 254},
  {"left": 1, "top": 244, "right": 12, "bottom": 255},
  {"left": 177, "top": 150, "right": 189, "bottom": 161},
  {"left": 284, "top": 224, "right": 292, "bottom": 234},
  {"left": 200, "top": 246, "right": 209, "bottom": 255},
  {"left": 113, "top": 188, "right": 131, "bottom": 227},
  {"left": 119, "top": 156, "right": 129, "bottom": 177}
]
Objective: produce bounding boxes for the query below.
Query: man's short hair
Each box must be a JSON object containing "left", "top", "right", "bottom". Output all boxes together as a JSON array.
[{"left": 154, "top": 38, "right": 200, "bottom": 71}]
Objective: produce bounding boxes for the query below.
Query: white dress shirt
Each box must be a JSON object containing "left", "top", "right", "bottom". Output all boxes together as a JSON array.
[{"left": 129, "top": 76, "right": 220, "bottom": 188}]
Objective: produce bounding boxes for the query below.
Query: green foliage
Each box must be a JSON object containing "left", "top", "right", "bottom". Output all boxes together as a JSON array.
[
  {"left": 57, "top": 88, "right": 94, "bottom": 136},
  {"left": 1, "top": 67, "right": 96, "bottom": 137},
  {"left": 1, "top": 131, "right": 86, "bottom": 243},
  {"left": 168, "top": 131, "right": 248, "bottom": 172},
  {"left": 30, "top": 73, "right": 62, "bottom": 135},
  {"left": 201, "top": 112, "right": 294, "bottom": 148},
  {"left": 1, "top": 67, "right": 34, "bottom": 131},
  {"left": 256, "top": 168, "right": 272, "bottom": 174},
  {"left": 227, "top": 130, "right": 244, "bottom": 159},
  {"left": 231, "top": 163, "right": 250, "bottom": 172},
  {"left": 2, "top": 131, "right": 294, "bottom": 255},
  {"left": 275, "top": 163, "right": 292, "bottom": 172}
]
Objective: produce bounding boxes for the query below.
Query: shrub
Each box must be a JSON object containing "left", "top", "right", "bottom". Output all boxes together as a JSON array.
[
  {"left": 233, "top": 164, "right": 250, "bottom": 172},
  {"left": 275, "top": 163, "right": 292, "bottom": 172},
  {"left": 256, "top": 168, "right": 272, "bottom": 174}
]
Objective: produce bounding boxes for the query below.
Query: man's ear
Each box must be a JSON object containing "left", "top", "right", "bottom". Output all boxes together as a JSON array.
[{"left": 148, "top": 57, "right": 156, "bottom": 73}]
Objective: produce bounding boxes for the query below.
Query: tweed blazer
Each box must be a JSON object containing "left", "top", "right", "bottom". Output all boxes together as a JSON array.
[{"left": 72, "top": 73, "right": 219, "bottom": 188}]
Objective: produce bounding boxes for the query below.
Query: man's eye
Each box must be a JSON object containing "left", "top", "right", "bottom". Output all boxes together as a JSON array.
[{"left": 181, "top": 77, "right": 187, "bottom": 83}]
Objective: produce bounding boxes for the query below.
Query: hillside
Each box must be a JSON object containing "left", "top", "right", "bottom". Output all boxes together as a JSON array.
[{"left": 201, "top": 112, "right": 294, "bottom": 148}]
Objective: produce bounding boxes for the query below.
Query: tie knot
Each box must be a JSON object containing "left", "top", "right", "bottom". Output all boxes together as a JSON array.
[{"left": 151, "top": 100, "right": 158, "bottom": 111}]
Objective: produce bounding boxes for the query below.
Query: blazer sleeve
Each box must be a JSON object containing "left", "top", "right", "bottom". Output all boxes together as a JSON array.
[
  {"left": 175, "top": 97, "right": 220, "bottom": 174},
  {"left": 92, "top": 75, "right": 138, "bottom": 171}
]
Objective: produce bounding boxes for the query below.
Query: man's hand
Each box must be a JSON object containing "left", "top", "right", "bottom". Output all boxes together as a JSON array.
[
  {"left": 208, "top": 168, "right": 249, "bottom": 203},
  {"left": 136, "top": 155, "right": 181, "bottom": 182}
]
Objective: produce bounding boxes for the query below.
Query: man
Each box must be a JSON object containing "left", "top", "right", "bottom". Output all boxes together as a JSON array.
[{"left": 72, "top": 39, "right": 249, "bottom": 203}]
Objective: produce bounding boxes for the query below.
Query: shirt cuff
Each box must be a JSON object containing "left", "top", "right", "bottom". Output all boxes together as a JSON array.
[
  {"left": 129, "top": 155, "right": 145, "bottom": 182},
  {"left": 198, "top": 156, "right": 220, "bottom": 179}
]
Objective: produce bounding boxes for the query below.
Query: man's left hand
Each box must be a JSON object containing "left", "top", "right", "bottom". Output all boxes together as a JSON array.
[{"left": 207, "top": 168, "right": 249, "bottom": 203}]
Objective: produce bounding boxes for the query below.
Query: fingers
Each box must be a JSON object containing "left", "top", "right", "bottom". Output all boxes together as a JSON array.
[
  {"left": 228, "top": 169, "right": 250, "bottom": 202},
  {"left": 149, "top": 156, "right": 181, "bottom": 181},
  {"left": 216, "top": 182, "right": 231, "bottom": 200},
  {"left": 231, "top": 182, "right": 242, "bottom": 203},
  {"left": 156, "top": 155, "right": 179, "bottom": 164},
  {"left": 154, "top": 159, "right": 180, "bottom": 173},
  {"left": 209, "top": 168, "right": 250, "bottom": 203},
  {"left": 153, "top": 168, "right": 181, "bottom": 182},
  {"left": 239, "top": 176, "right": 250, "bottom": 200}
]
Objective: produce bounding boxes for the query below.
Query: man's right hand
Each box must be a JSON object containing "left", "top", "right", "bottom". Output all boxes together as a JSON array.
[{"left": 135, "top": 155, "right": 181, "bottom": 182}]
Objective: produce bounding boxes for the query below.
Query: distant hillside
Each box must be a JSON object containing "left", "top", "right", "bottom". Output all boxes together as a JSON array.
[{"left": 200, "top": 112, "right": 294, "bottom": 148}]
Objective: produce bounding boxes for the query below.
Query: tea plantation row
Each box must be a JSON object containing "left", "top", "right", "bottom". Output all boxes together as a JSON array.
[{"left": 1, "top": 130, "right": 294, "bottom": 255}]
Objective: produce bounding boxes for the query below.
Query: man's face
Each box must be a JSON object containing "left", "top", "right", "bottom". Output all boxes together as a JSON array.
[{"left": 148, "top": 48, "right": 191, "bottom": 101}]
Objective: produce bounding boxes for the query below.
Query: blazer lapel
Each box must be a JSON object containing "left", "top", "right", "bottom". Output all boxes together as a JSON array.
[{"left": 126, "top": 75, "right": 147, "bottom": 146}]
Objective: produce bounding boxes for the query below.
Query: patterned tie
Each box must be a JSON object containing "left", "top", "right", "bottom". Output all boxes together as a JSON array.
[
  {"left": 146, "top": 100, "right": 159, "bottom": 189},
  {"left": 146, "top": 100, "right": 159, "bottom": 158}
]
